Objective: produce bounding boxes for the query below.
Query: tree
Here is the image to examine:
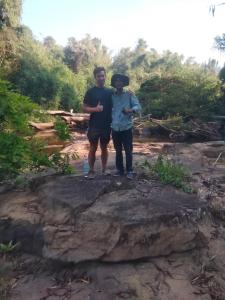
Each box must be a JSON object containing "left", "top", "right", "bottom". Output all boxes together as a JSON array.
[
  {"left": 0, "top": 0, "right": 22, "bottom": 28},
  {"left": 210, "top": 3, "right": 225, "bottom": 16},
  {"left": 135, "top": 38, "right": 148, "bottom": 55},
  {"left": 111, "top": 47, "right": 132, "bottom": 74},
  {"left": 137, "top": 65, "right": 222, "bottom": 119},
  {"left": 9, "top": 29, "right": 80, "bottom": 110},
  {"left": 64, "top": 35, "right": 111, "bottom": 74},
  {"left": 0, "top": 0, "right": 23, "bottom": 73},
  {"left": 112, "top": 40, "right": 185, "bottom": 91},
  {"left": 43, "top": 36, "right": 64, "bottom": 62},
  {"left": 215, "top": 34, "right": 225, "bottom": 51},
  {"left": 43, "top": 36, "right": 56, "bottom": 49}
]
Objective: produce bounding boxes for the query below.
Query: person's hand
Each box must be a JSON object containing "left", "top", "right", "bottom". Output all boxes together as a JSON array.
[
  {"left": 127, "top": 89, "right": 134, "bottom": 96},
  {"left": 123, "top": 107, "right": 133, "bottom": 114},
  {"left": 95, "top": 101, "right": 103, "bottom": 112}
]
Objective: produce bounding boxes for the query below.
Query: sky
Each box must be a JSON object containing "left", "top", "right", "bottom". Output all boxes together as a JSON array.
[{"left": 22, "top": 0, "right": 225, "bottom": 65}]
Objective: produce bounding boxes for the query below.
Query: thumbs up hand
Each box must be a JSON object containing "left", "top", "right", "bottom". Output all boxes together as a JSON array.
[{"left": 95, "top": 101, "right": 103, "bottom": 112}]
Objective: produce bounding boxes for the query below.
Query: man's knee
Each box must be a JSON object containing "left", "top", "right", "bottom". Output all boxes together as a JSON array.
[
  {"left": 124, "top": 144, "right": 133, "bottom": 154},
  {"left": 100, "top": 143, "right": 108, "bottom": 153},
  {"left": 89, "top": 142, "right": 98, "bottom": 153}
]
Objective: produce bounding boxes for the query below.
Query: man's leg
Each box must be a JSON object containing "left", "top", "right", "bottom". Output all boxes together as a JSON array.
[
  {"left": 100, "top": 142, "right": 108, "bottom": 173},
  {"left": 87, "top": 129, "right": 99, "bottom": 172},
  {"left": 122, "top": 129, "right": 133, "bottom": 173},
  {"left": 112, "top": 130, "right": 124, "bottom": 174},
  {"left": 100, "top": 129, "right": 111, "bottom": 173},
  {"left": 88, "top": 141, "right": 98, "bottom": 172}
]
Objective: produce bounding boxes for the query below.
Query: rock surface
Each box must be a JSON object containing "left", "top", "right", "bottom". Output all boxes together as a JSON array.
[
  {"left": 0, "top": 174, "right": 206, "bottom": 264},
  {"left": 1, "top": 141, "right": 225, "bottom": 299}
]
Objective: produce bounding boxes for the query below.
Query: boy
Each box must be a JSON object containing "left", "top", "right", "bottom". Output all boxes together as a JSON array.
[{"left": 111, "top": 74, "right": 141, "bottom": 179}]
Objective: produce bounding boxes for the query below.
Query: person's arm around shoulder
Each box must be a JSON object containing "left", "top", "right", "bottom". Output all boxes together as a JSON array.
[
  {"left": 123, "top": 92, "right": 141, "bottom": 114},
  {"left": 130, "top": 94, "right": 141, "bottom": 113},
  {"left": 83, "top": 90, "right": 103, "bottom": 113}
]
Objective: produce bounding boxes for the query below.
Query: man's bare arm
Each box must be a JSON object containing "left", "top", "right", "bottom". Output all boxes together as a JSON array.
[{"left": 83, "top": 102, "right": 103, "bottom": 113}]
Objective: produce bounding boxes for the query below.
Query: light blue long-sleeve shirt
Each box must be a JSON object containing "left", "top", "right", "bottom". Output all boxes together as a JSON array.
[{"left": 111, "top": 91, "right": 141, "bottom": 132}]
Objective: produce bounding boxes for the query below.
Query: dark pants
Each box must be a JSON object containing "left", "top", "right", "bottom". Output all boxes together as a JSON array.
[{"left": 112, "top": 129, "right": 133, "bottom": 173}]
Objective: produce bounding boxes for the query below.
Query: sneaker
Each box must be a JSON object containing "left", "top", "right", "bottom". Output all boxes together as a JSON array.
[
  {"left": 113, "top": 170, "right": 124, "bottom": 177},
  {"left": 102, "top": 169, "right": 111, "bottom": 176},
  {"left": 85, "top": 170, "right": 95, "bottom": 179},
  {"left": 126, "top": 172, "right": 134, "bottom": 180}
]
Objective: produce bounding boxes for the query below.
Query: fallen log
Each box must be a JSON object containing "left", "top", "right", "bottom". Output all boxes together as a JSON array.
[
  {"left": 150, "top": 118, "right": 177, "bottom": 133},
  {"left": 134, "top": 116, "right": 221, "bottom": 141},
  {"left": 71, "top": 113, "right": 90, "bottom": 119},
  {"left": 61, "top": 115, "right": 90, "bottom": 124},
  {"left": 47, "top": 110, "right": 73, "bottom": 117},
  {"left": 47, "top": 110, "right": 90, "bottom": 119},
  {"left": 29, "top": 121, "right": 54, "bottom": 131}
]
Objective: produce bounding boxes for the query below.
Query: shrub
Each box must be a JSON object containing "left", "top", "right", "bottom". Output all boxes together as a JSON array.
[
  {"left": 54, "top": 118, "right": 71, "bottom": 141},
  {"left": 0, "top": 80, "right": 74, "bottom": 181},
  {"left": 137, "top": 67, "right": 222, "bottom": 120},
  {"left": 139, "top": 155, "right": 192, "bottom": 193}
]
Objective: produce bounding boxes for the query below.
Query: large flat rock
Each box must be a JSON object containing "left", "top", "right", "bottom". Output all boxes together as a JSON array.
[{"left": 0, "top": 175, "right": 207, "bottom": 263}]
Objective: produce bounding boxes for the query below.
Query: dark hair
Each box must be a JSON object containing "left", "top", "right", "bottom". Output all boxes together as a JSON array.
[{"left": 93, "top": 67, "right": 106, "bottom": 77}]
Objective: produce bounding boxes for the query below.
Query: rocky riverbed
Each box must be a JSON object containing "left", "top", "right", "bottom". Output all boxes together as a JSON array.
[{"left": 1, "top": 138, "right": 225, "bottom": 300}]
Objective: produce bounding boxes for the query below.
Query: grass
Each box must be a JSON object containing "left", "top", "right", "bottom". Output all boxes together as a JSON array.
[
  {"left": 0, "top": 241, "right": 18, "bottom": 254},
  {"left": 139, "top": 155, "right": 193, "bottom": 193}
]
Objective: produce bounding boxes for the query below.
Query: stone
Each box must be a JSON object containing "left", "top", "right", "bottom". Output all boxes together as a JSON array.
[{"left": 0, "top": 175, "right": 207, "bottom": 264}]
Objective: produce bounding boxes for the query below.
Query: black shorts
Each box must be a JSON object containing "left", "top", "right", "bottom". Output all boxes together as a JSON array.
[{"left": 87, "top": 128, "right": 111, "bottom": 145}]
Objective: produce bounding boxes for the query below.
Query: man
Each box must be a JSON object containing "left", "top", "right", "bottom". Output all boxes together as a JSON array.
[
  {"left": 83, "top": 67, "right": 112, "bottom": 178},
  {"left": 111, "top": 74, "right": 141, "bottom": 180}
]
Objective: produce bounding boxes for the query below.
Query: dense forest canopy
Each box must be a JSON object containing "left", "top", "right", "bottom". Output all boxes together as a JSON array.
[
  {"left": 0, "top": 0, "right": 225, "bottom": 117},
  {"left": 0, "top": 0, "right": 22, "bottom": 28},
  {"left": 0, "top": 0, "right": 224, "bottom": 116},
  {"left": 1, "top": 0, "right": 225, "bottom": 180}
]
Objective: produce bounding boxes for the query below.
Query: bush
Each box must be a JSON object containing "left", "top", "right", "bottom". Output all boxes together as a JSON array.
[
  {"left": 54, "top": 118, "right": 71, "bottom": 141},
  {"left": 0, "top": 80, "right": 74, "bottom": 181},
  {"left": 139, "top": 155, "right": 192, "bottom": 193},
  {"left": 0, "top": 80, "right": 39, "bottom": 133},
  {"left": 137, "top": 67, "right": 222, "bottom": 120}
]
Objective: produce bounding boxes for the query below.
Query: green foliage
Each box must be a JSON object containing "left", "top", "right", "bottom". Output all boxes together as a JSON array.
[
  {"left": 43, "top": 36, "right": 65, "bottom": 62},
  {"left": 137, "top": 66, "right": 222, "bottom": 120},
  {"left": 8, "top": 30, "right": 81, "bottom": 111},
  {"left": 0, "top": 1, "right": 23, "bottom": 72},
  {"left": 54, "top": 118, "right": 71, "bottom": 141},
  {"left": 0, "top": 132, "right": 52, "bottom": 181},
  {"left": 0, "top": 27, "right": 20, "bottom": 74},
  {"left": 0, "top": 80, "right": 76, "bottom": 181},
  {"left": 111, "top": 41, "right": 185, "bottom": 91},
  {"left": 0, "top": 131, "right": 76, "bottom": 180},
  {"left": 51, "top": 153, "right": 75, "bottom": 175},
  {"left": 0, "top": 0, "right": 224, "bottom": 135},
  {"left": 0, "top": 241, "right": 18, "bottom": 254},
  {"left": 0, "top": 80, "right": 39, "bottom": 133},
  {"left": 0, "top": 132, "right": 31, "bottom": 180},
  {"left": 112, "top": 40, "right": 223, "bottom": 120},
  {"left": 139, "top": 155, "right": 192, "bottom": 193},
  {"left": 0, "top": 80, "right": 50, "bottom": 180},
  {"left": 0, "top": 0, "right": 22, "bottom": 28},
  {"left": 63, "top": 34, "right": 112, "bottom": 98},
  {"left": 64, "top": 35, "right": 111, "bottom": 75}
]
